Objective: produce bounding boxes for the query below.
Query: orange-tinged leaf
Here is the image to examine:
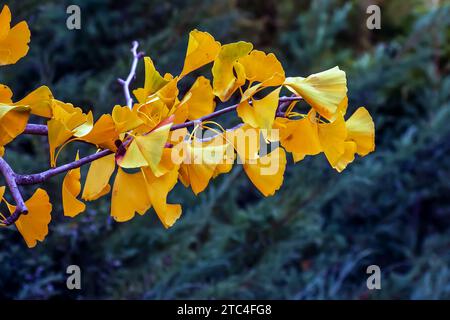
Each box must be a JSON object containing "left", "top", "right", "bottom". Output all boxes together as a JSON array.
[
  {"left": 15, "top": 86, "right": 54, "bottom": 118},
  {"left": 47, "top": 118, "right": 72, "bottom": 167},
  {"left": 177, "top": 140, "right": 229, "bottom": 195},
  {"left": 0, "top": 5, "right": 11, "bottom": 41},
  {"left": 275, "top": 111, "right": 322, "bottom": 156},
  {"left": 111, "top": 168, "right": 151, "bottom": 222},
  {"left": 0, "top": 84, "right": 12, "bottom": 103},
  {"left": 180, "top": 29, "right": 221, "bottom": 77},
  {"left": 13, "top": 188, "right": 52, "bottom": 248},
  {"left": 226, "top": 124, "right": 260, "bottom": 161},
  {"left": 82, "top": 153, "right": 115, "bottom": 201},
  {"left": 112, "top": 105, "right": 143, "bottom": 133},
  {"left": 81, "top": 114, "right": 119, "bottom": 151},
  {"left": 243, "top": 147, "right": 286, "bottom": 197},
  {"left": 142, "top": 166, "right": 181, "bottom": 228},
  {"left": 0, "top": 104, "right": 30, "bottom": 146},
  {"left": 333, "top": 141, "right": 357, "bottom": 172},
  {"left": 239, "top": 50, "right": 285, "bottom": 86},
  {"left": 318, "top": 113, "right": 347, "bottom": 167},
  {"left": 284, "top": 66, "right": 347, "bottom": 120},
  {"left": 62, "top": 152, "right": 85, "bottom": 217},
  {"left": 345, "top": 107, "right": 375, "bottom": 156},
  {"left": 185, "top": 76, "right": 216, "bottom": 120},
  {"left": 0, "top": 185, "right": 5, "bottom": 200},
  {"left": 237, "top": 87, "right": 281, "bottom": 132},
  {"left": 212, "top": 41, "right": 253, "bottom": 102},
  {"left": 133, "top": 56, "right": 170, "bottom": 103},
  {"left": 0, "top": 5, "right": 30, "bottom": 66}
]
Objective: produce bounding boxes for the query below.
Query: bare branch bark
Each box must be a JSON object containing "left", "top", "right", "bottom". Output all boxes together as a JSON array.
[
  {"left": 0, "top": 157, "right": 28, "bottom": 225},
  {"left": 117, "top": 41, "right": 144, "bottom": 108}
]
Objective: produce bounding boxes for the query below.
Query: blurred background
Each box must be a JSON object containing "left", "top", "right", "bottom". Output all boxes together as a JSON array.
[{"left": 0, "top": 0, "right": 449, "bottom": 299}]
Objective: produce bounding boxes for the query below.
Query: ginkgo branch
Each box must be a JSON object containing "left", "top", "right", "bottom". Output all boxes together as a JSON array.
[
  {"left": 117, "top": 41, "right": 145, "bottom": 108},
  {"left": 23, "top": 95, "right": 303, "bottom": 138},
  {"left": 2, "top": 40, "right": 304, "bottom": 227},
  {"left": 0, "top": 157, "right": 28, "bottom": 226}
]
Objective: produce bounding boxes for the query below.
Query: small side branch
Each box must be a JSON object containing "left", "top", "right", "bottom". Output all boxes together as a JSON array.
[
  {"left": 24, "top": 124, "right": 48, "bottom": 135},
  {"left": 117, "top": 41, "right": 144, "bottom": 108},
  {"left": 15, "top": 149, "right": 113, "bottom": 185},
  {"left": 0, "top": 157, "right": 28, "bottom": 225}
]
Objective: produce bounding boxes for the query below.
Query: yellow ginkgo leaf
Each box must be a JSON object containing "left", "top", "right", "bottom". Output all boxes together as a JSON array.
[
  {"left": 0, "top": 5, "right": 11, "bottom": 40},
  {"left": 284, "top": 66, "right": 347, "bottom": 120},
  {"left": 318, "top": 113, "right": 347, "bottom": 167},
  {"left": 292, "top": 152, "right": 306, "bottom": 163},
  {"left": 47, "top": 118, "right": 73, "bottom": 167},
  {"left": 142, "top": 166, "right": 181, "bottom": 228},
  {"left": 133, "top": 56, "right": 170, "bottom": 104},
  {"left": 333, "top": 141, "right": 357, "bottom": 173},
  {"left": 212, "top": 41, "right": 253, "bottom": 102},
  {"left": 237, "top": 87, "right": 281, "bottom": 132},
  {"left": 81, "top": 114, "right": 119, "bottom": 151},
  {"left": 170, "top": 94, "right": 190, "bottom": 125},
  {"left": 177, "top": 140, "right": 229, "bottom": 195},
  {"left": 155, "top": 77, "right": 179, "bottom": 109},
  {"left": 111, "top": 168, "right": 151, "bottom": 222},
  {"left": 0, "top": 84, "right": 13, "bottom": 103},
  {"left": 0, "top": 146, "right": 4, "bottom": 157},
  {"left": 62, "top": 152, "right": 86, "bottom": 218},
  {"left": 15, "top": 86, "right": 54, "bottom": 118},
  {"left": 0, "top": 5, "right": 31, "bottom": 66},
  {"left": 112, "top": 105, "right": 143, "bottom": 133},
  {"left": 82, "top": 153, "right": 116, "bottom": 201},
  {"left": 72, "top": 111, "right": 93, "bottom": 137},
  {"left": 0, "top": 185, "right": 5, "bottom": 202},
  {"left": 226, "top": 124, "right": 260, "bottom": 161},
  {"left": 117, "top": 116, "right": 173, "bottom": 175},
  {"left": 185, "top": 76, "right": 216, "bottom": 120},
  {"left": 345, "top": 107, "right": 375, "bottom": 156},
  {"left": 180, "top": 29, "right": 221, "bottom": 78},
  {"left": 0, "top": 104, "right": 30, "bottom": 146},
  {"left": 49, "top": 100, "right": 93, "bottom": 137},
  {"left": 243, "top": 147, "right": 286, "bottom": 197},
  {"left": 239, "top": 50, "right": 285, "bottom": 86},
  {"left": 13, "top": 188, "right": 52, "bottom": 248},
  {"left": 275, "top": 111, "right": 322, "bottom": 156}
]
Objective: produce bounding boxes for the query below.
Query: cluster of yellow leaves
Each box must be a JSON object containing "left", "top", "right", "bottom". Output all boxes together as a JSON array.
[{"left": 0, "top": 4, "right": 375, "bottom": 248}]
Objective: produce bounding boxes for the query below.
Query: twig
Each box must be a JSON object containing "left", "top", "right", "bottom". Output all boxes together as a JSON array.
[
  {"left": 23, "top": 96, "right": 303, "bottom": 137},
  {"left": 117, "top": 41, "right": 144, "bottom": 108},
  {"left": 15, "top": 149, "right": 113, "bottom": 185},
  {"left": 24, "top": 124, "right": 48, "bottom": 135},
  {"left": 0, "top": 157, "right": 28, "bottom": 225},
  {"left": 3, "top": 38, "right": 303, "bottom": 226}
]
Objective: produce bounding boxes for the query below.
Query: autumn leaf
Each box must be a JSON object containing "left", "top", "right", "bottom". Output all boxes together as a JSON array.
[
  {"left": 9, "top": 189, "right": 52, "bottom": 248},
  {"left": 62, "top": 152, "right": 86, "bottom": 217},
  {"left": 180, "top": 29, "right": 221, "bottom": 78},
  {"left": 82, "top": 153, "right": 116, "bottom": 201},
  {"left": 284, "top": 67, "right": 347, "bottom": 120},
  {"left": 0, "top": 5, "right": 31, "bottom": 66},
  {"left": 212, "top": 41, "right": 253, "bottom": 102}
]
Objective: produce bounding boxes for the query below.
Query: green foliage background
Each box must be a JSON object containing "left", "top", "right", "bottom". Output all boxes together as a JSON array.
[{"left": 0, "top": 0, "right": 449, "bottom": 299}]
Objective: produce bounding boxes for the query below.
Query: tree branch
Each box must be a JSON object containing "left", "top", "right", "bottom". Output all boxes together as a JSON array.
[
  {"left": 3, "top": 39, "right": 303, "bottom": 226},
  {"left": 0, "top": 157, "right": 28, "bottom": 225},
  {"left": 117, "top": 41, "right": 144, "bottom": 108},
  {"left": 15, "top": 149, "right": 113, "bottom": 185}
]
